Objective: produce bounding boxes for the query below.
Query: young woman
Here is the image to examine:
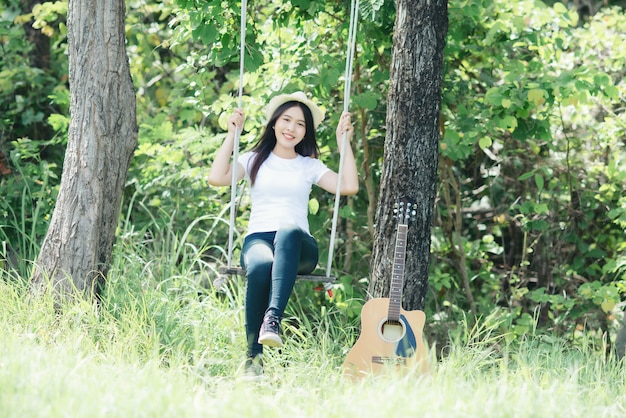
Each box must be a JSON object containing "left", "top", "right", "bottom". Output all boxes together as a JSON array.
[{"left": 208, "top": 91, "right": 358, "bottom": 376}]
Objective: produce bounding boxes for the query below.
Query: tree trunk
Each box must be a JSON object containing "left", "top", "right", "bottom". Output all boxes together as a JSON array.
[
  {"left": 367, "top": 0, "right": 448, "bottom": 311},
  {"left": 30, "top": 0, "right": 137, "bottom": 299}
]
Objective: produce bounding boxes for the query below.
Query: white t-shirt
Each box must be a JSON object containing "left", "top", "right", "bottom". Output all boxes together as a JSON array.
[{"left": 238, "top": 151, "right": 331, "bottom": 236}]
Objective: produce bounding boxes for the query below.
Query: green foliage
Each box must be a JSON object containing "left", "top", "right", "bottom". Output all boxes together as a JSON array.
[
  {"left": 434, "top": 0, "right": 626, "bottom": 344},
  {"left": 0, "top": 1, "right": 68, "bottom": 279},
  {"left": 0, "top": 1, "right": 68, "bottom": 142},
  {"left": 0, "top": 155, "right": 58, "bottom": 278}
]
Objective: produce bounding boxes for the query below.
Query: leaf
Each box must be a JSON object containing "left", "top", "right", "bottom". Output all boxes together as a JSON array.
[
  {"left": 553, "top": 2, "right": 568, "bottom": 14},
  {"left": 308, "top": 198, "right": 319, "bottom": 215},
  {"left": 534, "top": 203, "right": 549, "bottom": 214},
  {"left": 593, "top": 73, "right": 611, "bottom": 87},
  {"left": 601, "top": 300, "right": 615, "bottom": 313},
  {"left": 485, "top": 87, "right": 504, "bottom": 106},
  {"left": 534, "top": 173, "right": 544, "bottom": 191},
  {"left": 527, "top": 89, "right": 546, "bottom": 106},
  {"left": 496, "top": 115, "right": 517, "bottom": 131},
  {"left": 339, "top": 205, "right": 356, "bottom": 219},
  {"left": 604, "top": 85, "right": 619, "bottom": 100},
  {"left": 478, "top": 136, "right": 492, "bottom": 149},
  {"left": 352, "top": 91, "right": 379, "bottom": 110}
]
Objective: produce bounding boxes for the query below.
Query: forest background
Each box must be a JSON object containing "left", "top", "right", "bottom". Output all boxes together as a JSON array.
[{"left": 1, "top": 0, "right": 626, "bottom": 356}]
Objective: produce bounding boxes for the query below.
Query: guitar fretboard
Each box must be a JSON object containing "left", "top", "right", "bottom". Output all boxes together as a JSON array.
[{"left": 388, "top": 224, "right": 407, "bottom": 322}]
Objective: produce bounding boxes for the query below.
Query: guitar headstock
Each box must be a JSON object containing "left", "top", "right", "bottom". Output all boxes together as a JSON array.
[{"left": 394, "top": 197, "right": 416, "bottom": 225}]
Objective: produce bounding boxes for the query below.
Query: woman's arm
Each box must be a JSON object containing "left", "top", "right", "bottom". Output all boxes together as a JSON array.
[
  {"left": 317, "top": 111, "right": 359, "bottom": 195},
  {"left": 208, "top": 109, "right": 246, "bottom": 187}
]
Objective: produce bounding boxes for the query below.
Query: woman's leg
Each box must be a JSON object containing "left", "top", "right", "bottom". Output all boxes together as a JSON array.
[
  {"left": 240, "top": 232, "right": 275, "bottom": 358},
  {"left": 258, "top": 225, "right": 319, "bottom": 347},
  {"left": 266, "top": 224, "right": 319, "bottom": 319}
]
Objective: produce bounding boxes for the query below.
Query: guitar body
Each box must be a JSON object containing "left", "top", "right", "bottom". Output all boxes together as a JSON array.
[{"left": 343, "top": 297, "right": 429, "bottom": 378}]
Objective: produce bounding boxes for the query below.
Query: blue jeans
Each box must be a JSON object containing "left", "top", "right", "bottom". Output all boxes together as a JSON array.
[{"left": 240, "top": 224, "right": 319, "bottom": 357}]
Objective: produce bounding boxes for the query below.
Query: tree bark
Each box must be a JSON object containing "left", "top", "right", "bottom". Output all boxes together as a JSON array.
[
  {"left": 367, "top": 0, "right": 448, "bottom": 311},
  {"left": 30, "top": 0, "right": 137, "bottom": 299}
]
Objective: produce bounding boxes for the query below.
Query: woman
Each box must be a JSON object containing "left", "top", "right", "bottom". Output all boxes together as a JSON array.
[{"left": 208, "top": 91, "right": 358, "bottom": 376}]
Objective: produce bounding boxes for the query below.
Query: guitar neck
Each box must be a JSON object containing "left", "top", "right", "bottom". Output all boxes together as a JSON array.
[{"left": 388, "top": 224, "right": 407, "bottom": 322}]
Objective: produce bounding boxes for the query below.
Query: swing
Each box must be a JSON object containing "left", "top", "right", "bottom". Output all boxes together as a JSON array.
[{"left": 216, "top": 0, "right": 360, "bottom": 293}]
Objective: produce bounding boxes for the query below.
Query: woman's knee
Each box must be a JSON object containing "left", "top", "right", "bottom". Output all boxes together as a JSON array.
[
  {"left": 241, "top": 236, "right": 274, "bottom": 268},
  {"left": 298, "top": 258, "right": 317, "bottom": 275},
  {"left": 246, "top": 258, "right": 273, "bottom": 278}
]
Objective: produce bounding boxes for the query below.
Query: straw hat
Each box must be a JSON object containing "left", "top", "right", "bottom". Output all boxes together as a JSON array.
[{"left": 265, "top": 91, "right": 325, "bottom": 128}]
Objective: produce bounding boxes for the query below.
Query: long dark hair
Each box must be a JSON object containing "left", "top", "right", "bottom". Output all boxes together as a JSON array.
[{"left": 248, "top": 101, "right": 320, "bottom": 185}]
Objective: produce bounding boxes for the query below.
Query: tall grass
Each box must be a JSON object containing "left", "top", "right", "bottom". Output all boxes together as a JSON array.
[
  {"left": 1, "top": 211, "right": 626, "bottom": 417},
  {"left": 0, "top": 160, "right": 55, "bottom": 279}
]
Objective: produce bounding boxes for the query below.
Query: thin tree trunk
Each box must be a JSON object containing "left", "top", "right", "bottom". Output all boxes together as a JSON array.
[
  {"left": 368, "top": 0, "right": 447, "bottom": 311},
  {"left": 30, "top": 0, "right": 137, "bottom": 299},
  {"left": 355, "top": 79, "right": 377, "bottom": 239}
]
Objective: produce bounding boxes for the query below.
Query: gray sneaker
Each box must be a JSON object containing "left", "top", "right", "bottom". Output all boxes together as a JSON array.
[
  {"left": 243, "top": 354, "right": 263, "bottom": 379},
  {"left": 258, "top": 316, "right": 283, "bottom": 347}
]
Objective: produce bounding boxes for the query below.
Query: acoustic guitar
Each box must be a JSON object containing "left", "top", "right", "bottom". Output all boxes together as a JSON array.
[{"left": 343, "top": 197, "right": 429, "bottom": 377}]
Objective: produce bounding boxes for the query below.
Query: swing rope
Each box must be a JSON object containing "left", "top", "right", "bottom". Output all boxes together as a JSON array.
[
  {"left": 325, "top": 0, "right": 359, "bottom": 279},
  {"left": 222, "top": 0, "right": 359, "bottom": 287},
  {"left": 226, "top": 0, "right": 247, "bottom": 270}
]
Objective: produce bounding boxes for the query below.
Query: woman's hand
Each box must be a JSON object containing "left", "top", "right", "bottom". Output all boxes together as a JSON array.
[
  {"left": 227, "top": 108, "right": 246, "bottom": 137},
  {"left": 335, "top": 111, "right": 354, "bottom": 148},
  {"left": 208, "top": 108, "right": 246, "bottom": 187},
  {"left": 317, "top": 110, "right": 359, "bottom": 195}
]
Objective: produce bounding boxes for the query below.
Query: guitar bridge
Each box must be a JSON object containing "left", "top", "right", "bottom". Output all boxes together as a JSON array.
[{"left": 371, "top": 356, "right": 407, "bottom": 366}]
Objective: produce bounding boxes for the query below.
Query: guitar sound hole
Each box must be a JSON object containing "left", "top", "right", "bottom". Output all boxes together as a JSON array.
[{"left": 379, "top": 319, "right": 405, "bottom": 343}]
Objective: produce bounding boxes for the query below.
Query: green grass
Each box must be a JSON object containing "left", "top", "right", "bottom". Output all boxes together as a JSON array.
[
  {"left": 2, "top": 265, "right": 626, "bottom": 418},
  {"left": 2, "top": 213, "right": 626, "bottom": 417}
]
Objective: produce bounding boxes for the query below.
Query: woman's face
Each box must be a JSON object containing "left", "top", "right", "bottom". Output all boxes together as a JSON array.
[{"left": 273, "top": 105, "right": 306, "bottom": 156}]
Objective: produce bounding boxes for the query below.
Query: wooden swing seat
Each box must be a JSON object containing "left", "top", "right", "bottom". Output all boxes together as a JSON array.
[{"left": 218, "top": 267, "right": 336, "bottom": 283}]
